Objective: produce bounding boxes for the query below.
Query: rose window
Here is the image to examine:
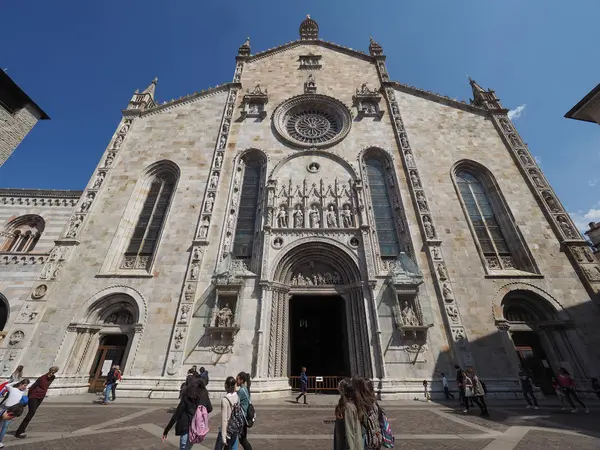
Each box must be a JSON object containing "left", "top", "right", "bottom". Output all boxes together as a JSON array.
[{"left": 273, "top": 94, "right": 352, "bottom": 148}]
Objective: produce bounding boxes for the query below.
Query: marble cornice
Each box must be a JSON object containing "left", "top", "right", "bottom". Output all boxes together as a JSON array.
[{"left": 0, "top": 189, "right": 81, "bottom": 207}]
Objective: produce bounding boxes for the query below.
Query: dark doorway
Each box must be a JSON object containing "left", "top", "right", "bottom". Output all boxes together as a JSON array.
[
  {"left": 512, "top": 331, "right": 554, "bottom": 395},
  {"left": 289, "top": 295, "right": 349, "bottom": 378},
  {"left": 88, "top": 334, "right": 128, "bottom": 392}
]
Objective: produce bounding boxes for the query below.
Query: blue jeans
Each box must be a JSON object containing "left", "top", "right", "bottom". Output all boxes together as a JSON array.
[
  {"left": 179, "top": 432, "right": 194, "bottom": 450},
  {"left": 214, "top": 430, "right": 238, "bottom": 450},
  {"left": 0, "top": 419, "right": 10, "bottom": 442},
  {"left": 104, "top": 383, "right": 113, "bottom": 403}
]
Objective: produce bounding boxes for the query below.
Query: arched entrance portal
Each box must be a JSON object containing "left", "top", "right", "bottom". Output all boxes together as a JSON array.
[
  {"left": 502, "top": 290, "right": 583, "bottom": 395},
  {"left": 264, "top": 241, "right": 372, "bottom": 385}
]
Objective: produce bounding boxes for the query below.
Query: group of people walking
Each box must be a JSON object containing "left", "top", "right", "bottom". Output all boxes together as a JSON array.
[{"left": 164, "top": 368, "right": 255, "bottom": 450}]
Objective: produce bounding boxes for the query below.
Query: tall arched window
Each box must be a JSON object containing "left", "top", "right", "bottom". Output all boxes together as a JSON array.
[
  {"left": 365, "top": 155, "right": 400, "bottom": 258},
  {"left": 121, "top": 163, "right": 178, "bottom": 271},
  {"left": 232, "top": 151, "right": 266, "bottom": 262},
  {"left": 1, "top": 215, "right": 45, "bottom": 253},
  {"left": 454, "top": 162, "right": 537, "bottom": 272}
]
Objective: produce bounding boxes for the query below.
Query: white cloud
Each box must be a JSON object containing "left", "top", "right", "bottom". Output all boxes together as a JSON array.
[
  {"left": 508, "top": 104, "right": 527, "bottom": 120},
  {"left": 588, "top": 177, "right": 600, "bottom": 187},
  {"left": 570, "top": 207, "right": 600, "bottom": 233}
]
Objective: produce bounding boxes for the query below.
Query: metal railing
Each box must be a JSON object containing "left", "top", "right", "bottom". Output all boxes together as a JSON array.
[{"left": 289, "top": 375, "right": 345, "bottom": 393}]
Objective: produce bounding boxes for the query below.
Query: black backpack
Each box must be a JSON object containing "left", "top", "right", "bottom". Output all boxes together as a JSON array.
[
  {"left": 225, "top": 398, "right": 245, "bottom": 438},
  {"left": 246, "top": 403, "right": 256, "bottom": 428}
]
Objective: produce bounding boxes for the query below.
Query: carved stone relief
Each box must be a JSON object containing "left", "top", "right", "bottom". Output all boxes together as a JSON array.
[
  {"left": 8, "top": 330, "right": 24, "bottom": 346},
  {"left": 32, "top": 284, "right": 47, "bottom": 299}
]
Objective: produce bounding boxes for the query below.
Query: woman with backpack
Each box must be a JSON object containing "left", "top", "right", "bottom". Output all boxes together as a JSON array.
[
  {"left": 236, "top": 371, "right": 254, "bottom": 450},
  {"left": 163, "top": 376, "right": 212, "bottom": 450},
  {"left": 557, "top": 367, "right": 588, "bottom": 413},
  {"left": 215, "top": 376, "right": 241, "bottom": 450}
]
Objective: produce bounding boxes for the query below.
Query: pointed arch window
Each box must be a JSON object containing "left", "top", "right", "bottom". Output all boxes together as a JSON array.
[
  {"left": 454, "top": 164, "right": 537, "bottom": 273},
  {"left": 232, "top": 152, "right": 266, "bottom": 262},
  {"left": 122, "top": 169, "right": 177, "bottom": 271},
  {"left": 365, "top": 156, "right": 400, "bottom": 258}
]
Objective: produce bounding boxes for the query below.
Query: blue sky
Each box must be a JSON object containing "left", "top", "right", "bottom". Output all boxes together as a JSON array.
[{"left": 1, "top": 0, "right": 599, "bottom": 230}]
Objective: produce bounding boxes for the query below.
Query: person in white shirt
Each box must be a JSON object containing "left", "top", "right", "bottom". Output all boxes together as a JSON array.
[
  {"left": 0, "top": 379, "right": 29, "bottom": 447},
  {"left": 441, "top": 373, "right": 454, "bottom": 400},
  {"left": 215, "top": 376, "right": 240, "bottom": 450}
]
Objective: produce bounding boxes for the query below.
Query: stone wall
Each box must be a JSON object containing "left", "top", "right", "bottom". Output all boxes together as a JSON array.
[{"left": 0, "top": 105, "right": 39, "bottom": 166}]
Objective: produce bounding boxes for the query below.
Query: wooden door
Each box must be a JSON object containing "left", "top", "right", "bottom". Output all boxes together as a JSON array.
[{"left": 88, "top": 344, "right": 126, "bottom": 392}]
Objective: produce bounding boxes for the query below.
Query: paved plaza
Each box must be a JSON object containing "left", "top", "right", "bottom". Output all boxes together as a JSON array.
[{"left": 0, "top": 395, "right": 599, "bottom": 449}]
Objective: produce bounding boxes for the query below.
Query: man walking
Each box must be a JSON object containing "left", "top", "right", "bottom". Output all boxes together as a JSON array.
[
  {"left": 199, "top": 366, "right": 209, "bottom": 387},
  {"left": 441, "top": 373, "right": 454, "bottom": 400},
  {"left": 455, "top": 365, "right": 465, "bottom": 406},
  {"left": 15, "top": 366, "right": 58, "bottom": 439},
  {"left": 518, "top": 366, "right": 539, "bottom": 409},
  {"left": 295, "top": 367, "right": 308, "bottom": 404},
  {"left": 0, "top": 379, "right": 29, "bottom": 447},
  {"left": 102, "top": 365, "right": 120, "bottom": 404}
]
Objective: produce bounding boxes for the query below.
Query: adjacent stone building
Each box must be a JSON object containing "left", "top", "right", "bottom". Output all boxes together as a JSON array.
[
  {"left": 1, "top": 17, "right": 600, "bottom": 398},
  {"left": 0, "top": 70, "right": 49, "bottom": 166}
]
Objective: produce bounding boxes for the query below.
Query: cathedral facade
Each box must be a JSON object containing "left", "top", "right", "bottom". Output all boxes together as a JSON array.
[{"left": 1, "top": 17, "right": 600, "bottom": 398}]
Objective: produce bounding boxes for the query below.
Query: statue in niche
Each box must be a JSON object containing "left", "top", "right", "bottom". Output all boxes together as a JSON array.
[
  {"left": 217, "top": 303, "right": 233, "bottom": 327},
  {"left": 104, "top": 152, "right": 115, "bottom": 168},
  {"left": 400, "top": 134, "right": 409, "bottom": 148},
  {"left": 92, "top": 172, "right": 105, "bottom": 189},
  {"left": 184, "top": 284, "right": 194, "bottom": 301},
  {"left": 410, "top": 171, "right": 420, "bottom": 188},
  {"left": 442, "top": 282, "right": 454, "bottom": 301},
  {"left": 215, "top": 153, "right": 223, "bottom": 169},
  {"left": 293, "top": 205, "right": 304, "bottom": 228},
  {"left": 584, "top": 247, "right": 595, "bottom": 263},
  {"left": 452, "top": 327, "right": 465, "bottom": 342},
  {"left": 209, "top": 172, "right": 219, "bottom": 189},
  {"left": 326, "top": 205, "right": 338, "bottom": 228},
  {"left": 119, "top": 121, "right": 130, "bottom": 134},
  {"left": 543, "top": 192, "right": 560, "bottom": 212},
  {"left": 446, "top": 304, "right": 459, "bottom": 323},
  {"left": 432, "top": 246, "right": 441, "bottom": 259},
  {"left": 416, "top": 191, "right": 428, "bottom": 211},
  {"left": 222, "top": 118, "right": 230, "bottom": 134},
  {"left": 401, "top": 301, "right": 420, "bottom": 326},
  {"left": 190, "top": 263, "right": 199, "bottom": 280},
  {"left": 204, "top": 193, "right": 214, "bottom": 212},
  {"left": 113, "top": 135, "right": 123, "bottom": 149},
  {"left": 308, "top": 162, "right": 319, "bottom": 173},
  {"left": 306, "top": 73, "right": 316, "bottom": 90},
  {"left": 405, "top": 151, "right": 414, "bottom": 167},
  {"left": 509, "top": 134, "right": 521, "bottom": 148},
  {"left": 66, "top": 215, "right": 83, "bottom": 238},
  {"left": 557, "top": 216, "right": 576, "bottom": 238},
  {"left": 80, "top": 193, "right": 94, "bottom": 212},
  {"left": 226, "top": 104, "right": 234, "bottom": 117},
  {"left": 529, "top": 169, "right": 545, "bottom": 188},
  {"left": 437, "top": 263, "right": 448, "bottom": 280},
  {"left": 277, "top": 206, "right": 288, "bottom": 228},
  {"left": 518, "top": 150, "right": 532, "bottom": 166},
  {"left": 341, "top": 205, "right": 353, "bottom": 228},
  {"left": 199, "top": 217, "right": 209, "bottom": 238},
  {"left": 309, "top": 205, "right": 320, "bottom": 228},
  {"left": 218, "top": 134, "right": 227, "bottom": 149},
  {"left": 499, "top": 118, "right": 512, "bottom": 132},
  {"left": 423, "top": 216, "right": 436, "bottom": 239},
  {"left": 572, "top": 246, "right": 585, "bottom": 262},
  {"left": 193, "top": 247, "right": 201, "bottom": 260},
  {"left": 227, "top": 214, "right": 236, "bottom": 232}
]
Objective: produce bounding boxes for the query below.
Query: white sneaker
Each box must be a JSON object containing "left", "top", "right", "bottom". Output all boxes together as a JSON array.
[
  {"left": 533, "top": 406, "right": 539, "bottom": 410},
  {"left": 0, "top": 442, "right": 5, "bottom": 448},
  {"left": 571, "top": 409, "right": 578, "bottom": 413},
  {"left": 526, "top": 405, "right": 532, "bottom": 409},
  {"left": 462, "top": 409, "right": 468, "bottom": 413},
  {"left": 561, "top": 407, "right": 568, "bottom": 411}
]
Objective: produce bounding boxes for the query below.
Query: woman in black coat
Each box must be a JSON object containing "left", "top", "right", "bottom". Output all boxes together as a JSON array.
[{"left": 163, "top": 375, "right": 212, "bottom": 449}]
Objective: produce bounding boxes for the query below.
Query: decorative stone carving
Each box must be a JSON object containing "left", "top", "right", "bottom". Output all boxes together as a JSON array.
[
  {"left": 442, "top": 283, "right": 454, "bottom": 302},
  {"left": 204, "top": 193, "right": 214, "bottom": 212},
  {"left": 583, "top": 247, "right": 596, "bottom": 263},
  {"left": 272, "top": 237, "right": 283, "bottom": 248},
  {"left": 92, "top": 172, "right": 105, "bottom": 189},
  {"left": 501, "top": 256, "right": 516, "bottom": 269},
  {"left": 32, "top": 284, "right": 47, "bottom": 299},
  {"left": 291, "top": 271, "right": 342, "bottom": 286},
  {"left": 198, "top": 217, "right": 210, "bottom": 239},
  {"left": 305, "top": 73, "right": 317, "bottom": 93},
  {"left": 404, "top": 151, "right": 415, "bottom": 167},
  {"left": 341, "top": 205, "right": 354, "bottom": 228},
  {"left": 215, "top": 153, "right": 223, "bottom": 169},
  {"left": 572, "top": 247, "right": 585, "bottom": 262},
  {"left": 276, "top": 206, "right": 288, "bottom": 228},
  {"left": 431, "top": 247, "right": 441, "bottom": 260},
  {"left": 119, "top": 120, "right": 131, "bottom": 134},
  {"left": 293, "top": 206, "right": 304, "bottom": 228},
  {"left": 105, "top": 310, "right": 134, "bottom": 325},
  {"left": 242, "top": 84, "right": 268, "bottom": 118},
  {"left": 423, "top": 216, "right": 436, "bottom": 239},
  {"left": 401, "top": 301, "right": 420, "bottom": 326},
  {"left": 173, "top": 327, "right": 185, "bottom": 349},
  {"left": 190, "top": 263, "right": 199, "bottom": 280},
  {"left": 349, "top": 237, "right": 360, "bottom": 247},
  {"left": 529, "top": 169, "right": 545, "bottom": 188},
  {"left": 66, "top": 215, "right": 84, "bottom": 238},
  {"left": 583, "top": 265, "right": 600, "bottom": 282},
  {"left": 436, "top": 263, "right": 448, "bottom": 280},
  {"left": 19, "top": 304, "right": 38, "bottom": 323},
  {"left": 216, "top": 304, "right": 234, "bottom": 327},
  {"left": 166, "top": 353, "right": 179, "bottom": 375},
  {"left": 452, "top": 327, "right": 466, "bottom": 342},
  {"left": 517, "top": 150, "right": 532, "bottom": 166},
  {"left": 353, "top": 83, "right": 383, "bottom": 118},
  {"left": 557, "top": 216, "right": 576, "bottom": 238},
  {"left": 410, "top": 171, "right": 421, "bottom": 188},
  {"left": 499, "top": 118, "right": 512, "bottom": 132},
  {"left": 326, "top": 205, "right": 338, "bottom": 228},
  {"left": 184, "top": 284, "right": 195, "bottom": 301},
  {"left": 309, "top": 205, "right": 320, "bottom": 228},
  {"left": 179, "top": 305, "right": 190, "bottom": 324},
  {"left": 218, "top": 134, "right": 227, "bottom": 149},
  {"left": 8, "top": 330, "right": 24, "bottom": 346},
  {"left": 509, "top": 134, "right": 522, "bottom": 148},
  {"left": 416, "top": 191, "right": 428, "bottom": 212},
  {"left": 307, "top": 162, "right": 320, "bottom": 173},
  {"left": 113, "top": 135, "right": 123, "bottom": 149},
  {"left": 446, "top": 305, "right": 459, "bottom": 323},
  {"left": 542, "top": 191, "right": 560, "bottom": 212},
  {"left": 209, "top": 172, "right": 219, "bottom": 189},
  {"left": 486, "top": 256, "right": 500, "bottom": 269},
  {"left": 80, "top": 192, "right": 95, "bottom": 212},
  {"left": 192, "top": 247, "right": 202, "bottom": 261},
  {"left": 299, "top": 53, "right": 322, "bottom": 69}
]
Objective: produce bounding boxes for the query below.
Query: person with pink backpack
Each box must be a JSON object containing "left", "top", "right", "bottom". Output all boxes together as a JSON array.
[{"left": 163, "top": 376, "right": 212, "bottom": 450}]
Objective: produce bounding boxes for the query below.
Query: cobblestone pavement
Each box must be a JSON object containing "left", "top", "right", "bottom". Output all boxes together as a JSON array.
[{"left": 1, "top": 397, "right": 599, "bottom": 449}]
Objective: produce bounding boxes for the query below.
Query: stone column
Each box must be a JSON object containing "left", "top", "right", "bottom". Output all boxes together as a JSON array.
[
  {"left": 256, "top": 285, "right": 273, "bottom": 379},
  {"left": 366, "top": 282, "right": 387, "bottom": 379}
]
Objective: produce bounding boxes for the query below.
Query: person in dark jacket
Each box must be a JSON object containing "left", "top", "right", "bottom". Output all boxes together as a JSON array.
[
  {"left": 15, "top": 366, "right": 58, "bottom": 439},
  {"left": 295, "top": 367, "right": 308, "bottom": 404},
  {"left": 198, "top": 367, "right": 209, "bottom": 387},
  {"left": 102, "top": 365, "right": 121, "bottom": 405},
  {"left": 163, "top": 376, "right": 212, "bottom": 449}
]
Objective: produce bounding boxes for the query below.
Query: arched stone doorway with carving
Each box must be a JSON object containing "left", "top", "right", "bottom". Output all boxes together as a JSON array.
[
  {"left": 56, "top": 288, "right": 145, "bottom": 393},
  {"left": 259, "top": 240, "right": 373, "bottom": 389},
  {"left": 501, "top": 290, "right": 587, "bottom": 394}
]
